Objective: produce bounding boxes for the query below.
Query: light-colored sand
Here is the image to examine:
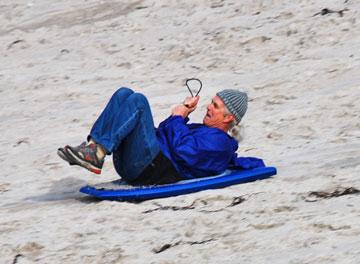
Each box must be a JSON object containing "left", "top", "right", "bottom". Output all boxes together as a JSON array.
[{"left": 1, "top": 0, "right": 359, "bottom": 263}]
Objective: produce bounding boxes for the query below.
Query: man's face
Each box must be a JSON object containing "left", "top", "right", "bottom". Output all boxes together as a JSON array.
[{"left": 203, "top": 96, "right": 232, "bottom": 129}]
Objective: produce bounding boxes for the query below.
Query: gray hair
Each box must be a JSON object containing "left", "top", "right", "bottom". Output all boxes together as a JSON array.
[
  {"left": 224, "top": 106, "right": 238, "bottom": 130},
  {"left": 229, "top": 123, "right": 244, "bottom": 142},
  {"left": 224, "top": 105, "right": 244, "bottom": 142}
]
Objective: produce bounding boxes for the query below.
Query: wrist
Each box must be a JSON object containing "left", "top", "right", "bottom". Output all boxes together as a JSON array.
[{"left": 172, "top": 104, "right": 189, "bottom": 118}]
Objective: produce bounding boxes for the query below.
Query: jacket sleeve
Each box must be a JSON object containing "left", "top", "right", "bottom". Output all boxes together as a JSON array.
[
  {"left": 158, "top": 115, "right": 233, "bottom": 174},
  {"left": 229, "top": 154, "right": 266, "bottom": 170}
]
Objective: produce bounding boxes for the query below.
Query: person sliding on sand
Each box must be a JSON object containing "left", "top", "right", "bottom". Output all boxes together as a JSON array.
[{"left": 58, "top": 87, "right": 264, "bottom": 185}]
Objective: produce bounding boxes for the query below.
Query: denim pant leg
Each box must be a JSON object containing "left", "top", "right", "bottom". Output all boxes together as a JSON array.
[
  {"left": 89, "top": 87, "right": 133, "bottom": 152},
  {"left": 89, "top": 87, "right": 160, "bottom": 181}
]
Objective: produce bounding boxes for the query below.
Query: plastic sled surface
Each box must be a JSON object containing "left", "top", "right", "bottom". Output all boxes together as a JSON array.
[{"left": 80, "top": 166, "right": 277, "bottom": 201}]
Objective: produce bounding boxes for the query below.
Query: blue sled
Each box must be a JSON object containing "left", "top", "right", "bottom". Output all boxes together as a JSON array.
[{"left": 80, "top": 166, "right": 277, "bottom": 201}]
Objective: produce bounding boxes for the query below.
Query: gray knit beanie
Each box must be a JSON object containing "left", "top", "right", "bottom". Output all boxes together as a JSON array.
[{"left": 216, "top": 89, "right": 248, "bottom": 123}]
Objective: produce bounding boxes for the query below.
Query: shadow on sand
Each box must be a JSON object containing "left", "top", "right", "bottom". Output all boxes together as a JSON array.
[{"left": 25, "top": 177, "right": 101, "bottom": 204}]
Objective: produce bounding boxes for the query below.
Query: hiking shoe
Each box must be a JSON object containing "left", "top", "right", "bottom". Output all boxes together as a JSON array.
[
  {"left": 57, "top": 146, "right": 76, "bottom": 165},
  {"left": 65, "top": 142, "right": 104, "bottom": 174}
]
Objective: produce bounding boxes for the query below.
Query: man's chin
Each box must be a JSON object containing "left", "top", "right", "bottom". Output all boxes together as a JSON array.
[{"left": 203, "top": 117, "right": 209, "bottom": 126}]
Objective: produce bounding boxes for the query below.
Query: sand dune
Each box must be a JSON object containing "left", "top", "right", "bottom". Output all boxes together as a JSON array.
[{"left": 0, "top": 0, "right": 359, "bottom": 263}]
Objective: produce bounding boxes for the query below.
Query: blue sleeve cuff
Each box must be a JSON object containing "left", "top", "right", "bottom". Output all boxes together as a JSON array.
[
  {"left": 168, "top": 115, "right": 189, "bottom": 123},
  {"left": 159, "top": 115, "right": 189, "bottom": 127},
  {"left": 231, "top": 157, "right": 266, "bottom": 170}
]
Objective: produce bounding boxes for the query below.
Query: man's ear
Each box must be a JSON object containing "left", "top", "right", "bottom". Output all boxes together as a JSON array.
[{"left": 223, "top": 114, "right": 235, "bottom": 124}]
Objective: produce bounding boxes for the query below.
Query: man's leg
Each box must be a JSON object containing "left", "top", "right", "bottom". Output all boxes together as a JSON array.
[
  {"left": 61, "top": 87, "right": 160, "bottom": 179},
  {"left": 88, "top": 87, "right": 135, "bottom": 153},
  {"left": 59, "top": 87, "right": 134, "bottom": 174},
  {"left": 111, "top": 92, "right": 160, "bottom": 181}
]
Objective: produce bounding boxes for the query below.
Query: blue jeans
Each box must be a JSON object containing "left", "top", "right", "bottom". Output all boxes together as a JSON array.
[{"left": 89, "top": 87, "right": 160, "bottom": 181}]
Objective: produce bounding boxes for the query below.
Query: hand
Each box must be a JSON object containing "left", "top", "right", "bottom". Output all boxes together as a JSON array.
[
  {"left": 171, "top": 104, "right": 189, "bottom": 118},
  {"left": 183, "top": 96, "right": 199, "bottom": 109},
  {"left": 171, "top": 96, "right": 200, "bottom": 118}
]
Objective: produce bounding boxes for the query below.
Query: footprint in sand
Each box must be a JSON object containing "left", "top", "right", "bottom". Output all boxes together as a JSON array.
[
  {"left": 273, "top": 205, "right": 296, "bottom": 213},
  {"left": 0, "top": 182, "right": 10, "bottom": 193},
  {"left": 265, "top": 95, "right": 297, "bottom": 105},
  {"left": 7, "top": 39, "right": 30, "bottom": 50},
  {"left": 310, "top": 223, "right": 351, "bottom": 232},
  {"left": 266, "top": 131, "right": 283, "bottom": 140},
  {"left": 294, "top": 125, "right": 317, "bottom": 140},
  {"left": 17, "top": 242, "right": 44, "bottom": 261},
  {"left": 250, "top": 222, "right": 285, "bottom": 230},
  {"left": 239, "top": 36, "right": 271, "bottom": 47}
]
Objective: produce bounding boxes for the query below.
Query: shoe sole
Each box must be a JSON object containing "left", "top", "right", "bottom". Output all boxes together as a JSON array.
[
  {"left": 57, "top": 147, "right": 76, "bottom": 165},
  {"left": 66, "top": 146, "right": 102, "bottom": 174}
]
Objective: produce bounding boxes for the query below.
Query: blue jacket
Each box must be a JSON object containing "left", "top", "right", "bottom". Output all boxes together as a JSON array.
[{"left": 156, "top": 116, "right": 265, "bottom": 179}]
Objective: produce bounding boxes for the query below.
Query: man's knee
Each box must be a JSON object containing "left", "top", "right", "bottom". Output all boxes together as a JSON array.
[
  {"left": 113, "top": 87, "right": 133, "bottom": 100},
  {"left": 128, "top": 92, "right": 150, "bottom": 108}
]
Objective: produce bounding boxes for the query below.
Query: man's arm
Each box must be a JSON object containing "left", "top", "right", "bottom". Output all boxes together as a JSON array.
[{"left": 157, "top": 116, "right": 234, "bottom": 178}]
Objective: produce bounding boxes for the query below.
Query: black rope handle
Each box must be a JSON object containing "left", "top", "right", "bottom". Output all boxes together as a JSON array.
[{"left": 186, "top": 78, "right": 202, "bottom": 97}]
